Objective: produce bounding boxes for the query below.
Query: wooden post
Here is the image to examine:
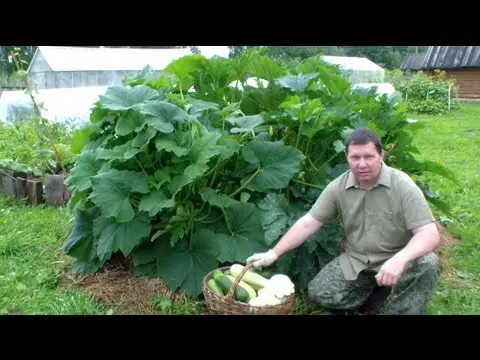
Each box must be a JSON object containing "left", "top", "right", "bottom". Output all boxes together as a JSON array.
[
  {"left": 26, "top": 174, "right": 44, "bottom": 206},
  {"left": 45, "top": 174, "right": 65, "bottom": 206}
]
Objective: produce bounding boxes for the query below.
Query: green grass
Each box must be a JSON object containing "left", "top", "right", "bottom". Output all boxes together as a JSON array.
[
  {"left": 411, "top": 102, "right": 480, "bottom": 314},
  {"left": 0, "top": 196, "right": 105, "bottom": 315},
  {"left": 0, "top": 103, "right": 478, "bottom": 315}
]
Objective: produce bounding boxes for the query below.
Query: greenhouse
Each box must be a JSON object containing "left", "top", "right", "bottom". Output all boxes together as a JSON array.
[
  {"left": 321, "top": 55, "right": 385, "bottom": 84},
  {"left": 26, "top": 46, "right": 192, "bottom": 90}
]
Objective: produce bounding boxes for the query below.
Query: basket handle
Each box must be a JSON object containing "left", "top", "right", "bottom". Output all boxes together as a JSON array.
[{"left": 225, "top": 262, "right": 253, "bottom": 301}]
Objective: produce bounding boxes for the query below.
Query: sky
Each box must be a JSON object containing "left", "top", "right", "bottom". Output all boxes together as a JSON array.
[{"left": 196, "top": 46, "right": 230, "bottom": 58}]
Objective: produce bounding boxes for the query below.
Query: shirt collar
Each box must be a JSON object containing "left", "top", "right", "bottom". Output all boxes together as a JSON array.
[{"left": 345, "top": 162, "right": 391, "bottom": 189}]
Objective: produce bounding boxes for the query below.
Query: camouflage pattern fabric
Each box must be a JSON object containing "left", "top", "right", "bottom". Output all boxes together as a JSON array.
[{"left": 308, "top": 252, "right": 440, "bottom": 315}]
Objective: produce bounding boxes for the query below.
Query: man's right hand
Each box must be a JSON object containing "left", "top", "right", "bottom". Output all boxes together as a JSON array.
[{"left": 246, "top": 249, "right": 278, "bottom": 268}]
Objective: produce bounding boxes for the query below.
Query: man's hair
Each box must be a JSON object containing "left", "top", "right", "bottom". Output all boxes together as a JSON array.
[{"left": 345, "top": 128, "right": 383, "bottom": 154}]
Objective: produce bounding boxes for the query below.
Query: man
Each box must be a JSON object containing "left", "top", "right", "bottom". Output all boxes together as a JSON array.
[{"left": 246, "top": 128, "right": 440, "bottom": 315}]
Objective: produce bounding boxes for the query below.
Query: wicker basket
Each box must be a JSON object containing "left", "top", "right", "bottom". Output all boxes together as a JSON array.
[{"left": 202, "top": 263, "right": 295, "bottom": 315}]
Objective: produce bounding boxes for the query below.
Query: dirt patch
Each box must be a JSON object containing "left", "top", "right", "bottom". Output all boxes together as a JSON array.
[
  {"left": 435, "top": 221, "right": 459, "bottom": 279},
  {"left": 59, "top": 254, "right": 189, "bottom": 315}
]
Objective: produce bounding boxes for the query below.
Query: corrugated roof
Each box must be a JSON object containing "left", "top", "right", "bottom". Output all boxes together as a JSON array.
[
  {"left": 28, "top": 46, "right": 193, "bottom": 72},
  {"left": 400, "top": 54, "right": 425, "bottom": 71},
  {"left": 421, "top": 46, "right": 480, "bottom": 69},
  {"left": 321, "top": 55, "right": 385, "bottom": 72},
  {"left": 400, "top": 46, "right": 480, "bottom": 71}
]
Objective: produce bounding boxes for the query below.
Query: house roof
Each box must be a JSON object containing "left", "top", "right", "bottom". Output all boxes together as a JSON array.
[
  {"left": 321, "top": 55, "right": 384, "bottom": 72},
  {"left": 400, "top": 46, "right": 480, "bottom": 71},
  {"left": 27, "top": 46, "right": 193, "bottom": 72},
  {"left": 400, "top": 54, "right": 425, "bottom": 71}
]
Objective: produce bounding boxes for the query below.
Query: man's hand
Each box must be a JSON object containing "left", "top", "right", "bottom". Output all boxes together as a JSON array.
[
  {"left": 246, "top": 249, "right": 278, "bottom": 269},
  {"left": 375, "top": 254, "right": 408, "bottom": 287}
]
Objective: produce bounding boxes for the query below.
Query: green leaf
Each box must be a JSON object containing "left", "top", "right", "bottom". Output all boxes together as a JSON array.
[
  {"left": 228, "top": 115, "right": 264, "bottom": 133},
  {"left": 139, "top": 190, "right": 175, "bottom": 216},
  {"left": 89, "top": 169, "right": 150, "bottom": 223},
  {"left": 100, "top": 85, "right": 159, "bottom": 111},
  {"left": 214, "top": 202, "right": 268, "bottom": 263},
  {"left": 71, "top": 127, "right": 93, "bottom": 154},
  {"left": 64, "top": 150, "right": 104, "bottom": 192},
  {"left": 61, "top": 207, "right": 101, "bottom": 262},
  {"left": 93, "top": 211, "right": 152, "bottom": 262},
  {"left": 115, "top": 110, "right": 146, "bottom": 136},
  {"left": 155, "top": 134, "right": 190, "bottom": 157},
  {"left": 257, "top": 193, "right": 289, "bottom": 245},
  {"left": 199, "top": 187, "right": 238, "bottom": 209},
  {"left": 163, "top": 54, "right": 208, "bottom": 91},
  {"left": 97, "top": 143, "right": 139, "bottom": 162},
  {"left": 142, "top": 100, "right": 192, "bottom": 133},
  {"left": 189, "top": 131, "right": 222, "bottom": 164},
  {"left": 217, "top": 136, "right": 241, "bottom": 160},
  {"left": 275, "top": 73, "right": 319, "bottom": 93},
  {"left": 132, "top": 127, "right": 157, "bottom": 148},
  {"left": 240, "top": 140, "right": 305, "bottom": 192},
  {"left": 154, "top": 229, "right": 220, "bottom": 297}
]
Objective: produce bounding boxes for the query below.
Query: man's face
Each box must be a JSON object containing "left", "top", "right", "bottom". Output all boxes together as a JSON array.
[{"left": 346, "top": 141, "right": 384, "bottom": 184}]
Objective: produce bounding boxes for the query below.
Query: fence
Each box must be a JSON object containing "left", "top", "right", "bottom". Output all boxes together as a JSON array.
[{"left": 0, "top": 168, "right": 70, "bottom": 206}]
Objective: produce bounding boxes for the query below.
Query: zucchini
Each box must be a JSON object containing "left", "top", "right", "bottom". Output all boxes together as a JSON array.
[
  {"left": 214, "top": 274, "right": 251, "bottom": 303},
  {"left": 225, "top": 275, "right": 257, "bottom": 300},
  {"left": 212, "top": 269, "right": 223, "bottom": 277},
  {"left": 230, "top": 264, "right": 269, "bottom": 290},
  {"left": 207, "top": 279, "right": 224, "bottom": 296}
]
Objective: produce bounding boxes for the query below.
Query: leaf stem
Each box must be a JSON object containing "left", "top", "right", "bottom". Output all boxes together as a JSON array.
[
  {"left": 229, "top": 167, "right": 260, "bottom": 198},
  {"left": 221, "top": 207, "right": 233, "bottom": 235},
  {"left": 292, "top": 179, "right": 324, "bottom": 190},
  {"left": 134, "top": 156, "right": 148, "bottom": 176}
]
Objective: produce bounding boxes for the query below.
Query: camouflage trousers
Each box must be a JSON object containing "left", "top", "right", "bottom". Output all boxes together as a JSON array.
[{"left": 307, "top": 252, "right": 440, "bottom": 315}]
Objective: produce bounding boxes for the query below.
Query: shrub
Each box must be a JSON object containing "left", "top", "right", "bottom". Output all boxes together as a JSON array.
[
  {"left": 60, "top": 49, "right": 456, "bottom": 298},
  {"left": 397, "top": 70, "right": 459, "bottom": 115}
]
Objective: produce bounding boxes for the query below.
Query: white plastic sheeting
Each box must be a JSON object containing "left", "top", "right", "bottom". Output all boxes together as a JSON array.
[
  {"left": 0, "top": 86, "right": 108, "bottom": 126},
  {"left": 321, "top": 55, "right": 385, "bottom": 84},
  {"left": 351, "top": 82, "right": 396, "bottom": 96}
]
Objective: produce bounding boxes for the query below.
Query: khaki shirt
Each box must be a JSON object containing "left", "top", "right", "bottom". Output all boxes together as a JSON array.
[{"left": 309, "top": 163, "right": 435, "bottom": 280}]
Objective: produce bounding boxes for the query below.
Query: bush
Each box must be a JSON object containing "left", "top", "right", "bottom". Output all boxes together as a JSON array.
[
  {"left": 0, "top": 117, "right": 76, "bottom": 176},
  {"left": 397, "top": 70, "right": 459, "bottom": 115},
  {"left": 60, "top": 49, "right": 456, "bottom": 298}
]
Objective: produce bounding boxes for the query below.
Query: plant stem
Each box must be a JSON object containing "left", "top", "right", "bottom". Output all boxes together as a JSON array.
[
  {"left": 229, "top": 167, "right": 260, "bottom": 198},
  {"left": 221, "top": 207, "right": 233, "bottom": 235},
  {"left": 11, "top": 51, "right": 66, "bottom": 174},
  {"left": 134, "top": 156, "right": 148, "bottom": 176},
  {"left": 292, "top": 179, "right": 324, "bottom": 190}
]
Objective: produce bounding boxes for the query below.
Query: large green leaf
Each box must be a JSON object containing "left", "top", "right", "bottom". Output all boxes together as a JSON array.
[
  {"left": 89, "top": 169, "right": 150, "bottom": 223},
  {"left": 139, "top": 189, "right": 175, "bottom": 216},
  {"left": 99, "top": 85, "right": 159, "bottom": 111},
  {"left": 64, "top": 150, "right": 104, "bottom": 192},
  {"left": 142, "top": 101, "right": 192, "bottom": 134},
  {"left": 153, "top": 229, "right": 220, "bottom": 297},
  {"left": 115, "top": 110, "right": 146, "bottom": 136},
  {"left": 240, "top": 140, "right": 304, "bottom": 192},
  {"left": 214, "top": 202, "right": 268, "bottom": 263},
  {"left": 275, "top": 73, "right": 319, "bottom": 93},
  {"left": 61, "top": 207, "right": 101, "bottom": 262},
  {"left": 257, "top": 193, "right": 289, "bottom": 245},
  {"left": 93, "top": 211, "right": 152, "bottom": 262},
  {"left": 228, "top": 115, "right": 264, "bottom": 134}
]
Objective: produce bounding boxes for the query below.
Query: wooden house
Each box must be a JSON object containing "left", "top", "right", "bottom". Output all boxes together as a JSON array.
[{"left": 400, "top": 46, "right": 480, "bottom": 100}]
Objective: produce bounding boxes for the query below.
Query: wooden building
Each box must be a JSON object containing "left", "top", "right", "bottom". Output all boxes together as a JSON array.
[{"left": 400, "top": 46, "right": 480, "bottom": 100}]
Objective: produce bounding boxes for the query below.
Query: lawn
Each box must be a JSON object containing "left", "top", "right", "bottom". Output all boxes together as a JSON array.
[
  {"left": 411, "top": 102, "right": 480, "bottom": 315},
  {"left": 0, "top": 103, "right": 478, "bottom": 315}
]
